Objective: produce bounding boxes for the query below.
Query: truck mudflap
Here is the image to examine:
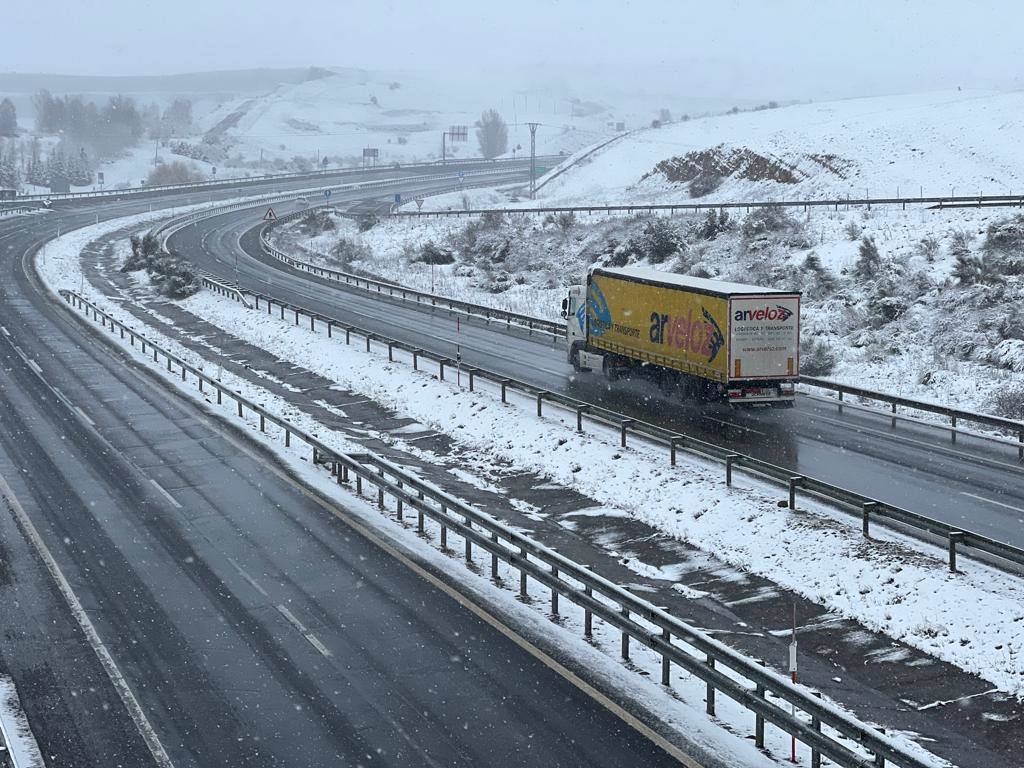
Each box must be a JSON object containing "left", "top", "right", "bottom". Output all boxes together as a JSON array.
[{"left": 726, "top": 381, "right": 796, "bottom": 406}]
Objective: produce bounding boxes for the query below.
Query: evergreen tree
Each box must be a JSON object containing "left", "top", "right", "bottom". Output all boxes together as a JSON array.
[
  {"left": 475, "top": 109, "right": 508, "bottom": 158},
  {"left": 0, "top": 99, "right": 17, "bottom": 137}
]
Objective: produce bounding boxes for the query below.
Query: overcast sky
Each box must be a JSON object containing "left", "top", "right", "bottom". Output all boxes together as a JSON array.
[{"left": 5, "top": 0, "right": 1024, "bottom": 100}]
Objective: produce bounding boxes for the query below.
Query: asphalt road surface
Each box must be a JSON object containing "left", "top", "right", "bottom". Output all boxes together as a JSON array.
[{"left": 0, "top": 170, "right": 697, "bottom": 767}]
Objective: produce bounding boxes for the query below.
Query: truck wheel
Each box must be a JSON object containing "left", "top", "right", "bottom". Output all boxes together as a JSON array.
[{"left": 602, "top": 356, "right": 619, "bottom": 382}]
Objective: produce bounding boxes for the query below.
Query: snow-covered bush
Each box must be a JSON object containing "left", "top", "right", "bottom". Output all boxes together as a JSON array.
[
  {"left": 800, "top": 337, "right": 839, "bottom": 376},
  {"left": 854, "top": 236, "right": 882, "bottom": 280},
  {"left": 328, "top": 237, "right": 371, "bottom": 270},
  {"left": 412, "top": 241, "right": 455, "bottom": 265},
  {"left": 986, "top": 381, "right": 1024, "bottom": 420},
  {"left": 741, "top": 207, "right": 798, "bottom": 238}
]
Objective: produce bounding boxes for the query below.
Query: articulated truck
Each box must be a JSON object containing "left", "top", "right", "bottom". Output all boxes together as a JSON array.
[{"left": 561, "top": 266, "right": 800, "bottom": 406}]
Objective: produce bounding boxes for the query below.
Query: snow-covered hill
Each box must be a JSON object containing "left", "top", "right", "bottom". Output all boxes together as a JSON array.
[
  {"left": 194, "top": 69, "right": 628, "bottom": 169},
  {"left": 530, "top": 90, "right": 1024, "bottom": 206}
]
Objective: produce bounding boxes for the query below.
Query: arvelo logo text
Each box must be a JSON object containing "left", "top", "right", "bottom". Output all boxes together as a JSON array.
[
  {"left": 649, "top": 307, "right": 725, "bottom": 363},
  {"left": 733, "top": 304, "right": 794, "bottom": 323}
]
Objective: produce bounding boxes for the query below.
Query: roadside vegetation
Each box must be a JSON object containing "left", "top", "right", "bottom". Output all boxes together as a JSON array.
[
  {"left": 122, "top": 232, "right": 202, "bottom": 298},
  {"left": 274, "top": 205, "right": 1024, "bottom": 414}
]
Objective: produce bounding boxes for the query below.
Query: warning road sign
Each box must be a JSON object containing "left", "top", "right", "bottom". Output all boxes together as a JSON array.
[{"left": 264, "top": 207, "right": 277, "bottom": 221}]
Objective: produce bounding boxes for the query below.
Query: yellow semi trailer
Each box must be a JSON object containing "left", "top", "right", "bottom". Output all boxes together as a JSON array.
[{"left": 561, "top": 266, "right": 800, "bottom": 406}]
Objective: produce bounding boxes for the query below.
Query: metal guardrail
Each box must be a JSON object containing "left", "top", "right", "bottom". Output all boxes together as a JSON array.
[
  {"left": 0, "top": 206, "right": 38, "bottom": 218},
  {"left": 386, "top": 192, "right": 1024, "bottom": 219},
  {"left": 801, "top": 375, "right": 1024, "bottom": 456},
  {"left": 155, "top": 187, "right": 1024, "bottom": 571},
  {"left": 257, "top": 214, "right": 1024, "bottom": 459},
  {"left": 258, "top": 227, "right": 566, "bottom": 339},
  {"left": 14, "top": 156, "right": 559, "bottom": 204},
  {"left": 59, "top": 287, "right": 937, "bottom": 768},
  {"left": 228, "top": 286, "right": 1024, "bottom": 578}
]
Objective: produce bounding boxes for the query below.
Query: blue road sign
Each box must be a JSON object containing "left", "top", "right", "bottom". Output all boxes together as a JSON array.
[
  {"left": 458, "top": 171, "right": 464, "bottom": 178},
  {"left": 324, "top": 189, "right": 332, "bottom": 199},
  {"left": 395, "top": 193, "right": 402, "bottom": 203}
]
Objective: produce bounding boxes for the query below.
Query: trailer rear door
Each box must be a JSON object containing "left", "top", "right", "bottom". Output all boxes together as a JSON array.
[{"left": 728, "top": 295, "right": 800, "bottom": 380}]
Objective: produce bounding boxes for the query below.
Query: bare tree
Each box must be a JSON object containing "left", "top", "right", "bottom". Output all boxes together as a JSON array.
[{"left": 475, "top": 109, "right": 508, "bottom": 159}]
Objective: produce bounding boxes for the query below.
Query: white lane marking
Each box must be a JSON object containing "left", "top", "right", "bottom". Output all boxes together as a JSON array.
[
  {"left": 961, "top": 491, "right": 1024, "bottom": 513},
  {"left": 26, "top": 358, "right": 42, "bottom": 374},
  {"left": 226, "top": 557, "right": 269, "bottom": 597},
  {"left": 0, "top": 473, "right": 177, "bottom": 768},
  {"left": 149, "top": 479, "right": 182, "bottom": 509},
  {"left": 917, "top": 687, "right": 998, "bottom": 711},
  {"left": 0, "top": 326, "right": 9, "bottom": 336},
  {"left": 304, "top": 633, "right": 332, "bottom": 658},
  {"left": 276, "top": 604, "right": 308, "bottom": 634},
  {"left": 74, "top": 406, "right": 96, "bottom": 427}
]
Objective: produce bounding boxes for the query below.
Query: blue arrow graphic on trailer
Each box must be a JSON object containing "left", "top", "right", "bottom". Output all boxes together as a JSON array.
[{"left": 585, "top": 280, "right": 611, "bottom": 337}]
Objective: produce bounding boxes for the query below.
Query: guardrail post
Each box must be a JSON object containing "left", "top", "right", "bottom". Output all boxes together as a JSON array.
[
  {"left": 465, "top": 517, "right": 473, "bottom": 562},
  {"left": 255, "top": 296, "right": 260, "bottom": 310},
  {"left": 788, "top": 476, "right": 803, "bottom": 509},
  {"left": 440, "top": 505, "right": 448, "bottom": 549},
  {"left": 670, "top": 436, "right": 684, "bottom": 466},
  {"left": 365, "top": 335, "right": 371, "bottom": 353},
  {"left": 705, "top": 655, "right": 716, "bottom": 716},
  {"left": 491, "top": 532, "right": 499, "bottom": 579},
  {"left": 285, "top": 429, "right": 290, "bottom": 447},
  {"left": 620, "top": 608, "right": 630, "bottom": 660},
  {"left": 198, "top": 378, "right": 204, "bottom": 393},
  {"left": 536, "top": 392, "right": 545, "bottom": 417},
  {"left": 948, "top": 531, "right": 964, "bottom": 572},
  {"left": 181, "top": 364, "right": 186, "bottom": 380},
  {"left": 755, "top": 683, "right": 765, "bottom": 748},
  {"left": 294, "top": 309, "right": 299, "bottom": 326},
  {"left": 550, "top": 567, "right": 559, "bottom": 616},
  {"left": 310, "top": 315, "right": 315, "bottom": 332},
  {"left": 891, "top": 401, "right": 897, "bottom": 428},
  {"left": 396, "top": 482, "right": 404, "bottom": 519},
  {"left": 501, "top": 380, "right": 510, "bottom": 403},
  {"left": 584, "top": 582, "right": 593, "bottom": 638},
  {"left": 469, "top": 370, "right": 475, "bottom": 392},
  {"left": 620, "top": 419, "right": 634, "bottom": 447},
  {"left": 217, "top": 388, "right": 222, "bottom": 405},
  {"left": 439, "top": 360, "right": 446, "bottom": 381},
  {"left": 388, "top": 343, "right": 394, "bottom": 362},
  {"left": 726, "top": 454, "right": 740, "bottom": 485},
  {"left": 575, "top": 405, "right": 589, "bottom": 432},
  {"left": 1019, "top": 430, "right": 1023, "bottom": 461},
  {"left": 811, "top": 691, "right": 823, "bottom": 768},
  {"left": 355, "top": 473, "right": 362, "bottom": 495},
  {"left": 661, "top": 626, "right": 671, "bottom": 686},
  {"left": 859, "top": 501, "right": 878, "bottom": 536},
  {"left": 280, "top": 304, "right": 285, "bottom": 320},
  {"left": 259, "top": 414, "right": 265, "bottom": 432},
  {"left": 837, "top": 390, "right": 843, "bottom": 414},
  {"left": 377, "top": 468, "right": 385, "bottom": 509},
  {"left": 519, "top": 548, "right": 528, "bottom": 598},
  {"left": 950, "top": 414, "right": 957, "bottom": 444},
  {"left": 167, "top": 356, "right": 172, "bottom": 372},
  {"left": 327, "top": 321, "right": 332, "bottom": 338}
]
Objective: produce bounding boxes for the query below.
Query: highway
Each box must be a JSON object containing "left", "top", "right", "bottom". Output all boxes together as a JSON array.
[
  {"left": 0, "top": 168, "right": 692, "bottom": 767},
  {"left": 170, "top": 199, "right": 1024, "bottom": 551}
]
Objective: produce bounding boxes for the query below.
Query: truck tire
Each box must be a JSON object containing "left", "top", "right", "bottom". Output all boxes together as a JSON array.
[{"left": 602, "top": 355, "right": 619, "bottom": 382}]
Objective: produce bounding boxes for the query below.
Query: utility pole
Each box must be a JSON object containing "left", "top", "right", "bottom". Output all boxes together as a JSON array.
[{"left": 527, "top": 122, "right": 539, "bottom": 200}]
